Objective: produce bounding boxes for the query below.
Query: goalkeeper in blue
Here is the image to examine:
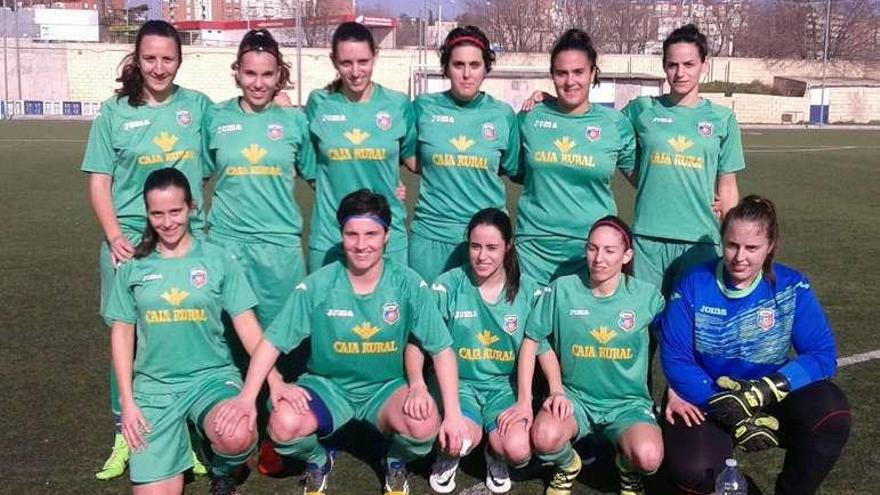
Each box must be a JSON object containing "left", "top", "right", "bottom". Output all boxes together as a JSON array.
[{"left": 660, "top": 195, "right": 850, "bottom": 495}]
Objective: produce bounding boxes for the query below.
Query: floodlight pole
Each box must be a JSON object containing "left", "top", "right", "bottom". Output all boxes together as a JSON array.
[
  {"left": 3, "top": 4, "right": 8, "bottom": 121},
  {"left": 295, "top": 0, "right": 302, "bottom": 106},
  {"left": 818, "top": 0, "right": 831, "bottom": 125}
]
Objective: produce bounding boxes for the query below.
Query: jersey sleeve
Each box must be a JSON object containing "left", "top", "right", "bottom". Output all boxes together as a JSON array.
[
  {"left": 410, "top": 279, "right": 453, "bottom": 355},
  {"left": 264, "top": 282, "right": 313, "bottom": 354},
  {"left": 431, "top": 278, "right": 453, "bottom": 323},
  {"left": 660, "top": 275, "right": 717, "bottom": 406},
  {"left": 508, "top": 111, "right": 530, "bottom": 184},
  {"left": 400, "top": 99, "right": 417, "bottom": 161},
  {"left": 102, "top": 262, "right": 138, "bottom": 325},
  {"left": 776, "top": 277, "right": 838, "bottom": 391},
  {"left": 221, "top": 255, "right": 259, "bottom": 317},
  {"left": 615, "top": 113, "right": 637, "bottom": 174},
  {"left": 524, "top": 286, "right": 555, "bottom": 354},
  {"left": 718, "top": 112, "right": 745, "bottom": 174},
  {"left": 499, "top": 108, "right": 522, "bottom": 177},
  {"left": 80, "top": 103, "right": 116, "bottom": 174},
  {"left": 294, "top": 112, "right": 318, "bottom": 182},
  {"left": 201, "top": 105, "right": 218, "bottom": 178}
]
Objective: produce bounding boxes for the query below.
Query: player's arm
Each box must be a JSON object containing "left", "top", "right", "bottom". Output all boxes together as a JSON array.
[
  {"left": 230, "top": 309, "right": 287, "bottom": 390},
  {"left": 432, "top": 347, "right": 470, "bottom": 455},
  {"left": 715, "top": 173, "right": 739, "bottom": 219},
  {"left": 403, "top": 342, "right": 432, "bottom": 420},
  {"left": 497, "top": 337, "right": 539, "bottom": 435},
  {"left": 111, "top": 321, "right": 150, "bottom": 451},
  {"left": 88, "top": 173, "right": 133, "bottom": 265}
]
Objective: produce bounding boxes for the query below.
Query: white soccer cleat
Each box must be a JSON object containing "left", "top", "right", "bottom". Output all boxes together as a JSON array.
[
  {"left": 428, "top": 454, "right": 460, "bottom": 494},
  {"left": 484, "top": 447, "right": 512, "bottom": 494}
]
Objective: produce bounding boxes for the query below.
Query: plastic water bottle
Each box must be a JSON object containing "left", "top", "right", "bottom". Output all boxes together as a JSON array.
[{"left": 714, "top": 458, "right": 747, "bottom": 495}]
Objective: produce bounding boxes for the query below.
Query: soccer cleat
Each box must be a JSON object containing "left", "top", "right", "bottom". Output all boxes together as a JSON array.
[
  {"left": 209, "top": 475, "right": 242, "bottom": 495},
  {"left": 484, "top": 448, "right": 512, "bottom": 494},
  {"left": 618, "top": 470, "right": 644, "bottom": 495},
  {"left": 302, "top": 457, "right": 333, "bottom": 495},
  {"left": 192, "top": 450, "right": 208, "bottom": 476},
  {"left": 545, "top": 452, "right": 581, "bottom": 495},
  {"left": 95, "top": 433, "right": 129, "bottom": 480},
  {"left": 428, "top": 454, "right": 459, "bottom": 493},
  {"left": 257, "top": 439, "right": 285, "bottom": 476},
  {"left": 384, "top": 459, "right": 410, "bottom": 495}
]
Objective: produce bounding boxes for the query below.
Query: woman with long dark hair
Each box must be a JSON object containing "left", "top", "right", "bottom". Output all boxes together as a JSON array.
[{"left": 80, "top": 20, "right": 211, "bottom": 480}]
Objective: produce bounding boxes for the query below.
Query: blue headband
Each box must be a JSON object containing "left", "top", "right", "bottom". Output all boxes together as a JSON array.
[{"left": 340, "top": 214, "right": 388, "bottom": 229}]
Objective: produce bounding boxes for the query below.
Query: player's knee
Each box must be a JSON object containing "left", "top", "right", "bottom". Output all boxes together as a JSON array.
[
  {"left": 664, "top": 453, "right": 716, "bottom": 494},
  {"left": 268, "top": 406, "right": 310, "bottom": 443},
  {"left": 530, "top": 419, "right": 565, "bottom": 454},
  {"left": 402, "top": 413, "right": 439, "bottom": 441},
  {"left": 501, "top": 434, "right": 532, "bottom": 466},
  {"left": 213, "top": 425, "right": 256, "bottom": 456},
  {"left": 629, "top": 440, "right": 663, "bottom": 473}
]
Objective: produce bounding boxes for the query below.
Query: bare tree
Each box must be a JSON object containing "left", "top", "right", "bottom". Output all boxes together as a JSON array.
[
  {"left": 700, "top": 0, "right": 747, "bottom": 56},
  {"left": 462, "top": 0, "right": 555, "bottom": 52},
  {"left": 554, "top": 0, "right": 656, "bottom": 54}
]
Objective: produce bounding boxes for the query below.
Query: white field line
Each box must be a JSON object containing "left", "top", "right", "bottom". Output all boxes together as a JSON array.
[
  {"left": 838, "top": 349, "right": 880, "bottom": 367},
  {"left": 745, "top": 145, "right": 858, "bottom": 153},
  {"left": 0, "top": 138, "right": 86, "bottom": 143}
]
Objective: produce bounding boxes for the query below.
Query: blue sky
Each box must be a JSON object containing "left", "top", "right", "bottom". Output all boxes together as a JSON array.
[{"left": 358, "top": 0, "right": 463, "bottom": 18}]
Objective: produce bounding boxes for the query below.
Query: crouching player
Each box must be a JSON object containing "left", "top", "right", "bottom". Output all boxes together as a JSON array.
[
  {"left": 520, "top": 217, "right": 665, "bottom": 495},
  {"left": 213, "top": 189, "right": 470, "bottom": 495},
  {"left": 105, "top": 168, "right": 265, "bottom": 494}
]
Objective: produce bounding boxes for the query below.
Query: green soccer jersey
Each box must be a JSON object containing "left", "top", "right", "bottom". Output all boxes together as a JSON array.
[
  {"left": 81, "top": 86, "right": 211, "bottom": 237},
  {"left": 432, "top": 266, "right": 542, "bottom": 383},
  {"left": 525, "top": 273, "right": 664, "bottom": 408},
  {"left": 103, "top": 238, "right": 258, "bottom": 395},
  {"left": 305, "top": 85, "right": 416, "bottom": 255},
  {"left": 516, "top": 101, "right": 636, "bottom": 240},
  {"left": 265, "top": 261, "right": 451, "bottom": 396},
  {"left": 412, "top": 91, "right": 520, "bottom": 243},
  {"left": 205, "top": 98, "right": 317, "bottom": 245},
  {"left": 622, "top": 96, "right": 745, "bottom": 243}
]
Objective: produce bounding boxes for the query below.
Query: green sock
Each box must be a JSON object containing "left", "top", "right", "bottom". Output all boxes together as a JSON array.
[
  {"left": 274, "top": 434, "right": 327, "bottom": 467},
  {"left": 211, "top": 441, "right": 256, "bottom": 477},
  {"left": 387, "top": 433, "right": 434, "bottom": 463},
  {"left": 538, "top": 443, "right": 574, "bottom": 467}
]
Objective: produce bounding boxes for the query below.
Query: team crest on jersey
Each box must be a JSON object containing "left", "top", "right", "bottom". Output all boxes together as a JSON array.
[
  {"left": 190, "top": 268, "right": 207, "bottom": 289},
  {"left": 376, "top": 111, "right": 392, "bottom": 131},
  {"left": 176, "top": 110, "right": 191, "bottom": 127},
  {"left": 585, "top": 125, "right": 602, "bottom": 142},
  {"left": 502, "top": 314, "right": 518, "bottom": 335},
  {"left": 481, "top": 122, "right": 496, "bottom": 141},
  {"left": 618, "top": 310, "right": 636, "bottom": 332},
  {"left": 698, "top": 121, "right": 713, "bottom": 137},
  {"left": 758, "top": 308, "right": 775, "bottom": 330},
  {"left": 382, "top": 301, "right": 400, "bottom": 325},
  {"left": 267, "top": 123, "right": 284, "bottom": 141}
]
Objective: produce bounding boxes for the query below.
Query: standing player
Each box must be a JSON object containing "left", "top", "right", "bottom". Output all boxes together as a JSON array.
[
  {"left": 661, "top": 195, "right": 850, "bottom": 495},
  {"left": 306, "top": 22, "right": 416, "bottom": 270},
  {"left": 105, "top": 168, "right": 271, "bottom": 494},
  {"left": 516, "top": 29, "right": 636, "bottom": 285},
  {"left": 204, "top": 28, "right": 316, "bottom": 475},
  {"left": 621, "top": 24, "right": 744, "bottom": 297},
  {"left": 81, "top": 20, "right": 211, "bottom": 480},
  {"left": 409, "top": 26, "right": 520, "bottom": 282},
  {"left": 213, "top": 190, "right": 471, "bottom": 495},
  {"left": 415, "top": 208, "right": 538, "bottom": 494},
  {"left": 520, "top": 217, "right": 665, "bottom": 495}
]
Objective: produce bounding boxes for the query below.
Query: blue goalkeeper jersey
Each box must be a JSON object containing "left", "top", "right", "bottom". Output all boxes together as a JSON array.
[{"left": 661, "top": 260, "right": 838, "bottom": 407}]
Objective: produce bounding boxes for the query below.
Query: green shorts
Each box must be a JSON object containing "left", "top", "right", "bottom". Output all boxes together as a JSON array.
[
  {"left": 408, "top": 234, "right": 468, "bottom": 282},
  {"left": 567, "top": 388, "right": 657, "bottom": 445},
  {"left": 292, "top": 374, "right": 407, "bottom": 435},
  {"left": 308, "top": 245, "right": 409, "bottom": 273},
  {"left": 428, "top": 377, "right": 516, "bottom": 433},
  {"left": 633, "top": 235, "right": 719, "bottom": 296},
  {"left": 516, "top": 236, "right": 586, "bottom": 286},
  {"left": 207, "top": 236, "right": 306, "bottom": 327},
  {"left": 130, "top": 372, "right": 243, "bottom": 483}
]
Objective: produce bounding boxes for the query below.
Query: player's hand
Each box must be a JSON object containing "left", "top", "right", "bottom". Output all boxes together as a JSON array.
[
  {"left": 120, "top": 401, "right": 150, "bottom": 453},
  {"left": 439, "top": 413, "right": 471, "bottom": 457},
  {"left": 273, "top": 90, "right": 292, "bottom": 107},
  {"left": 108, "top": 234, "right": 135, "bottom": 266},
  {"left": 711, "top": 194, "right": 723, "bottom": 221},
  {"left": 542, "top": 392, "right": 572, "bottom": 421},
  {"left": 520, "top": 90, "right": 550, "bottom": 112},
  {"left": 403, "top": 383, "right": 432, "bottom": 421},
  {"left": 213, "top": 396, "right": 257, "bottom": 438},
  {"left": 496, "top": 400, "right": 534, "bottom": 436},
  {"left": 665, "top": 387, "right": 705, "bottom": 427},
  {"left": 733, "top": 414, "right": 780, "bottom": 452},
  {"left": 708, "top": 374, "right": 789, "bottom": 430},
  {"left": 271, "top": 381, "right": 312, "bottom": 415},
  {"left": 395, "top": 182, "right": 407, "bottom": 201}
]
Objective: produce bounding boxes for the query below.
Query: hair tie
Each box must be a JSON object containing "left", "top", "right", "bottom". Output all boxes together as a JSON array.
[
  {"left": 340, "top": 214, "right": 388, "bottom": 229},
  {"left": 590, "top": 220, "right": 631, "bottom": 250},
  {"left": 449, "top": 35, "right": 486, "bottom": 51}
]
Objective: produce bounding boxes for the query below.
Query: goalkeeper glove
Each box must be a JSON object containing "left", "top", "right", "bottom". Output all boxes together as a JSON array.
[
  {"left": 707, "top": 373, "right": 789, "bottom": 430},
  {"left": 733, "top": 414, "right": 780, "bottom": 452}
]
